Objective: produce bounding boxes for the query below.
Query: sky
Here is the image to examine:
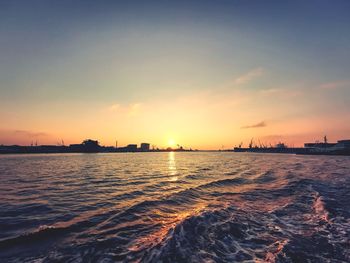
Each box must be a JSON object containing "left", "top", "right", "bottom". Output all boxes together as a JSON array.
[{"left": 1, "top": 0, "right": 350, "bottom": 149}]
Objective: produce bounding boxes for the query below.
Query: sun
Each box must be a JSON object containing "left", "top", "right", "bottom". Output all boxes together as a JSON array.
[{"left": 168, "top": 139, "right": 176, "bottom": 148}]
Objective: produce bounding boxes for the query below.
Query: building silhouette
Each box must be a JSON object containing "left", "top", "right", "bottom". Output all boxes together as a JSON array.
[
  {"left": 70, "top": 139, "right": 100, "bottom": 152},
  {"left": 140, "top": 143, "right": 150, "bottom": 151}
]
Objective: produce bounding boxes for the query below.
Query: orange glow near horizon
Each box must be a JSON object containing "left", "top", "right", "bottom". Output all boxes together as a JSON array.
[
  {"left": 1, "top": 86, "right": 349, "bottom": 150},
  {"left": 1, "top": 89, "right": 350, "bottom": 150}
]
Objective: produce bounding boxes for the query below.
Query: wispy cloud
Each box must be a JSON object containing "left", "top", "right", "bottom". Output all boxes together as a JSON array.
[
  {"left": 105, "top": 102, "right": 142, "bottom": 116},
  {"left": 241, "top": 121, "right": 266, "bottom": 129},
  {"left": 234, "top": 67, "right": 264, "bottom": 85},
  {"left": 128, "top": 103, "right": 142, "bottom": 116},
  {"left": 13, "top": 130, "right": 48, "bottom": 137},
  {"left": 319, "top": 80, "right": 350, "bottom": 90},
  {"left": 259, "top": 86, "right": 303, "bottom": 98},
  {"left": 108, "top": 104, "right": 121, "bottom": 112},
  {"left": 259, "top": 88, "right": 282, "bottom": 95}
]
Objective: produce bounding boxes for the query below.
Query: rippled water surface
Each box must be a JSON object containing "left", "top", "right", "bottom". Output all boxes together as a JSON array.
[{"left": 0, "top": 152, "right": 349, "bottom": 262}]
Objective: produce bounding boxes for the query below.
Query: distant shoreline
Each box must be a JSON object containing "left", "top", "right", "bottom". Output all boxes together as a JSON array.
[
  {"left": 2, "top": 137, "right": 350, "bottom": 156},
  {"left": 1, "top": 149, "right": 350, "bottom": 157}
]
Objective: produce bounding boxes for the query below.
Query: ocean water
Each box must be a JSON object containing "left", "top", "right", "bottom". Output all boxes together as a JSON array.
[{"left": 0, "top": 152, "right": 349, "bottom": 263}]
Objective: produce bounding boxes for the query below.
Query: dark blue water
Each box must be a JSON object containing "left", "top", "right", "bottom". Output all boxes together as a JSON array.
[{"left": 0, "top": 152, "right": 349, "bottom": 262}]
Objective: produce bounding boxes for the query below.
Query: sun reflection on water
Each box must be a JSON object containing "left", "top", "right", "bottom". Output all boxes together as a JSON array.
[{"left": 168, "top": 151, "right": 178, "bottom": 181}]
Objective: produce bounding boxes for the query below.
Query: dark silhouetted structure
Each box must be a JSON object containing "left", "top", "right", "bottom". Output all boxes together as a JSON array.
[
  {"left": 140, "top": 143, "right": 150, "bottom": 151},
  {"left": 0, "top": 139, "right": 192, "bottom": 154},
  {"left": 233, "top": 137, "right": 350, "bottom": 156},
  {"left": 70, "top": 139, "right": 100, "bottom": 153}
]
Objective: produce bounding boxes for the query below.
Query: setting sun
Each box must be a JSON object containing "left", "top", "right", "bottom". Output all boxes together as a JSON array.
[{"left": 168, "top": 139, "right": 176, "bottom": 148}]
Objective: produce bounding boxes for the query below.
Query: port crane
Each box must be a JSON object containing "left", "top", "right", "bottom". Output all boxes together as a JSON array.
[{"left": 249, "top": 138, "right": 254, "bottom": 149}]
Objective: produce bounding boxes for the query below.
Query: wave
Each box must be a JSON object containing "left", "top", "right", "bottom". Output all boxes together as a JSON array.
[
  {"left": 0, "top": 225, "right": 68, "bottom": 251},
  {"left": 199, "top": 177, "right": 250, "bottom": 189},
  {"left": 137, "top": 199, "right": 349, "bottom": 262},
  {"left": 126, "top": 177, "right": 350, "bottom": 262},
  {"left": 138, "top": 204, "right": 286, "bottom": 263}
]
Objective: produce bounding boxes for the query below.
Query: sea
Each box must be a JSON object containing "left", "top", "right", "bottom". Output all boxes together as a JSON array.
[{"left": 0, "top": 152, "right": 349, "bottom": 263}]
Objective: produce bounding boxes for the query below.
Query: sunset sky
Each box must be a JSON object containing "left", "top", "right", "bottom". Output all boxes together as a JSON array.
[{"left": 1, "top": 0, "right": 350, "bottom": 149}]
